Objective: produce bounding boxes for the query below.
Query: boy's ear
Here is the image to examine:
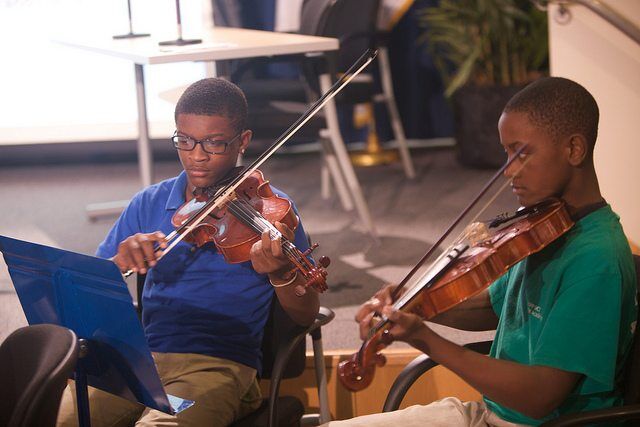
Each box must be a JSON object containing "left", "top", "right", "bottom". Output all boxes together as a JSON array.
[
  {"left": 566, "top": 133, "right": 588, "bottom": 166},
  {"left": 240, "top": 129, "right": 252, "bottom": 152}
]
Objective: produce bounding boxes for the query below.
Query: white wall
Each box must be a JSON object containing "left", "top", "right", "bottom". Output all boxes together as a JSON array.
[
  {"left": 549, "top": 1, "right": 640, "bottom": 244},
  {"left": 0, "top": 0, "right": 211, "bottom": 145}
]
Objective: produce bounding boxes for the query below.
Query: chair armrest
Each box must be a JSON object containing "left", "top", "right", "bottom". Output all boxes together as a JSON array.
[
  {"left": 382, "top": 340, "right": 493, "bottom": 412},
  {"left": 540, "top": 404, "right": 640, "bottom": 427},
  {"left": 267, "top": 306, "right": 335, "bottom": 427},
  {"left": 308, "top": 306, "right": 335, "bottom": 340},
  {"left": 382, "top": 353, "right": 439, "bottom": 412}
]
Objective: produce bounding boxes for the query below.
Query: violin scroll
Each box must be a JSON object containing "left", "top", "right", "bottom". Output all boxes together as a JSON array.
[{"left": 338, "top": 349, "right": 387, "bottom": 392}]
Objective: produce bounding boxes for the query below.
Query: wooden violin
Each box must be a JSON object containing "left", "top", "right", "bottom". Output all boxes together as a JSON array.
[
  {"left": 171, "top": 169, "right": 330, "bottom": 294},
  {"left": 337, "top": 147, "right": 575, "bottom": 391}
]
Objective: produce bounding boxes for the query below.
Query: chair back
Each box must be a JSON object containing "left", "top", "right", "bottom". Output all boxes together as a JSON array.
[
  {"left": 299, "top": 0, "right": 381, "bottom": 96},
  {"left": 0, "top": 324, "right": 78, "bottom": 427},
  {"left": 301, "top": 0, "right": 380, "bottom": 70},
  {"left": 260, "top": 296, "right": 307, "bottom": 380},
  {"left": 622, "top": 254, "right": 640, "bottom": 404}
]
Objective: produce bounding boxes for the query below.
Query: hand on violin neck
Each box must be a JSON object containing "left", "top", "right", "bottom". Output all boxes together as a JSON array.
[
  {"left": 249, "top": 221, "right": 295, "bottom": 276},
  {"left": 355, "top": 283, "right": 398, "bottom": 340},
  {"left": 113, "top": 231, "right": 167, "bottom": 275},
  {"left": 380, "top": 306, "right": 432, "bottom": 350}
]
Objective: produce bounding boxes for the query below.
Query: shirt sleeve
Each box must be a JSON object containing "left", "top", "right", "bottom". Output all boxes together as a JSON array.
[
  {"left": 290, "top": 201, "right": 311, "bottom": 253},
  {"left": 531, "top": 271, "right": 623, "bottom": 394}
]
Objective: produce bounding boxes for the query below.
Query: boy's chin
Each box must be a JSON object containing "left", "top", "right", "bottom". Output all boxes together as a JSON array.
[{"left": 189, "top": 177, "right": 218, "bottom": 190}]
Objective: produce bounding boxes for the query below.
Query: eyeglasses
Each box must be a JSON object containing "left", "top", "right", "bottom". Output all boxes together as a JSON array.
[{"left": 171, "top": 131, "right": 242, "bottom": 155}]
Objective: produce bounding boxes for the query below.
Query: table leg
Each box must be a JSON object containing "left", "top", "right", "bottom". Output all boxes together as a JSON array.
[
  {"left": 318, "top": 73, "right": 376, "bottom": 237},
  {"left": 135, "top": 63, "right": 153, "bottom": 187},
  {"left": 378, "top": 47, "right": 415, "bottom": 179},
  {"left": 86, "top": 64, "right": 154, "bottom": 220},
  {"left": 319, "top": 133, "right": 354, "bottom": 210}
]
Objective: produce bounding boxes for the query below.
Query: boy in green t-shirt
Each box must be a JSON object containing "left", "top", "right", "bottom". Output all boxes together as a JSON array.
[{"left": 323, "top": 78, "right": 638, "bottom": 426}]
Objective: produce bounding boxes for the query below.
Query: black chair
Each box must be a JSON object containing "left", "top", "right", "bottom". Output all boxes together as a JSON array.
[
  {"left": 229, "top": 0, "right": 415, "bottom": 180},
  {"left": 383, "top": 255, "right": 640, "bottom": 426},
  {"left": 0, "top": 324, "right": 79, "bottom": 427},
  {"left": 136, "top": 274, "right": 335, "bottom": 427}
]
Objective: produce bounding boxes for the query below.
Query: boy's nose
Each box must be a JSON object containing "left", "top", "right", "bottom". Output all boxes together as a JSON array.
[
  {"left": 503, "top": 158, "right": 517, "bottom": 179},
  {"left": 191, "top": 143, "right": 209, "bottom": 160}
]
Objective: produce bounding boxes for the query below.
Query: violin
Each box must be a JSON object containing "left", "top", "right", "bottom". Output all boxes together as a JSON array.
[
  {"left": 337, "top": 148, "right": 575, "bottom": 392},
  {"left": 171, "top": 169, "right": 330, "bottom": 294}
]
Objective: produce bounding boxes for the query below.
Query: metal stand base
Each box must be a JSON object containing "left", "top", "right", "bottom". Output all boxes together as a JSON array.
[
  {"left": 350, "top": 149, "right": 399, "bottom": 167},
  {"left": 113, "top": 32, "right": 150, "bottom": 39},
  {"left": 159, "top": 38, "right": 202, "bottom": 46}
]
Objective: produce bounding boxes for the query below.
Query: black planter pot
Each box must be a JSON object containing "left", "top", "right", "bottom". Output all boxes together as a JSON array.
[{"left": 452, "top": 84, "right": 525, "bottom": 169}]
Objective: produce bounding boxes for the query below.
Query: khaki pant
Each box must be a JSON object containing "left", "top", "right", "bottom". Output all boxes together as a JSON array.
[
  {"left": 320, "top": 397, "right": 529, "bottom": 427},
  {"left": 57, "top": 352, "right": 262, "bottom": 427}
]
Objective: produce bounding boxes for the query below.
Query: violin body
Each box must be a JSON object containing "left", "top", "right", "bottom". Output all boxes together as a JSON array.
[
  {"left": 172, "top": 169, "right": 329, "bottom": 293},
  {"left": 172, "top": 170, "right": 297, "bottom": 264},
  {"left": 339, "top": 199, "right": 574, "bottom": 392},
  {"left": 416, "top": 199, "right": 573, "bottom": 319}
]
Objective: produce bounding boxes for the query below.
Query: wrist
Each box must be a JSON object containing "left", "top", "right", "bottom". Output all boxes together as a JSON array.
[
  {"left": 408, "top": 323, "right": 435, "bottom": 353},
  {"left": 268, "top": 264, "right": 295, "bottom": 281},
  {"left": 268, "top": 270, "right": 298, "bottom": 288}
]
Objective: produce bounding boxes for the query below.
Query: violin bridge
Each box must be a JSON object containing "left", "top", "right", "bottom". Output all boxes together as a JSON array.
[{"left": 462, "top": 222, "right": 491, "bottom": 246}]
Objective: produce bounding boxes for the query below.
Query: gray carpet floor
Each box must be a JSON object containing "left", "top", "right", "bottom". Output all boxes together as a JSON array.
[{"left": 0, "top": 147, "right": 510, "bottom": 350}]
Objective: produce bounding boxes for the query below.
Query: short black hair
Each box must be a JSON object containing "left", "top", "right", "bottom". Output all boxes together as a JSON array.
[
  {"left": 174, "top": 78, "right": 248, "bottom": 132},
  {"left": 504, "top": 77, "right": 599, "bottom": 151}
]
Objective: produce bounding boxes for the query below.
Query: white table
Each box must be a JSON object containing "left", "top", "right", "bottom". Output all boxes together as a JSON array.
[{"left": 57, "top": 27, "right": 375, "bottom": 235}]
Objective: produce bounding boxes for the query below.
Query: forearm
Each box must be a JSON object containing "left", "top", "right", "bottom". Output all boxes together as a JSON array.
[
  {"left": 430, "top": 305, "right": 498, "bottom": 331},
  {"left": 412, "top": 328, "right": 576, "bottom": 419},
  {"left": 271, "top": 273, "right": 319, "bottom": 326},
  {"left": 430, "top": 290, "right": 498, "bottom": 331}
]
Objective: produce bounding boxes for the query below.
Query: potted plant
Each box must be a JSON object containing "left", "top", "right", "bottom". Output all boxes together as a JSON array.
[{"left": 417, "top": 0, "right": 548, "bottom": 167}]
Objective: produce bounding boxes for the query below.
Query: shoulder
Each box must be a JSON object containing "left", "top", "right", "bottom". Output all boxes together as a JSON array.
[
  {"left": 270, "top": 185, "right": 292, "bottom": 201},
  {"left": 129, "top": 175, "right": 182, "bottom": 210},
  {"left": 552, "top": 206, "right": 634, "bottom": 286},
  {"left": 269, "top": 185, "right": 300, "bottom": 211}
]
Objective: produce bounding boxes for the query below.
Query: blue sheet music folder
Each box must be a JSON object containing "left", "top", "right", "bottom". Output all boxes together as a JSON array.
[{"left": 0, "top": 235, "right": 193, "bottom": 415}]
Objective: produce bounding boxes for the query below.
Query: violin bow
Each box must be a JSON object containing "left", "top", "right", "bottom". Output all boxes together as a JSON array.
[
  {"left": 390, "top": 145, "right": 527, "bottom": 300},
  {"left": 158, "top": 49, "right": 378, "bottom": 261}
]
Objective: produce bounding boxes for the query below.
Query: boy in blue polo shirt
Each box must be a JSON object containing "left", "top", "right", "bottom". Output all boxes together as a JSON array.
[
  {"left": 324, "top": 78, "right": 637, "bottom": 426},
  {"left": 58, "top": 78, "right": 320, "bottom": 427}
]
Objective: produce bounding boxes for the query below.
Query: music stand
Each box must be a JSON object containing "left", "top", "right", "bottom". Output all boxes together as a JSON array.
[
  {"left": 0, "top": 235, "right": 193, "bottom": 427},
  {"left": 159, "top": 0, "right": 202, "bottom": 46},
  {"left": 113, "top": 0, "right": 150, "bottom": 39}
]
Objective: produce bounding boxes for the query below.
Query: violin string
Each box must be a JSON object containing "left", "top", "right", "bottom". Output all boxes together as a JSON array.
[
  {"left": 226, "top": 199, "right": 305, "bottom": 264},
  {"left": 230, "top": 199, "right": 300, "bottom": 261},
  {"left": 226, "top": 200, "right": 294, "bottom": 255}
]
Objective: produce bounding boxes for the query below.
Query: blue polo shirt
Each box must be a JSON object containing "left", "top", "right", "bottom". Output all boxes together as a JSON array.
[{"left": 96, "top": 171, "right": 310, "bottom": 372}]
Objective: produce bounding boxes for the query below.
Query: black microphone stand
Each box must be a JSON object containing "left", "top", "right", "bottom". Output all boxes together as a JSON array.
[
  {"left": 113, "top": 0, "right": 150, "bottom": 39},
  {"left": 159, "top": 0, "right": 202, "bottom": 46}
]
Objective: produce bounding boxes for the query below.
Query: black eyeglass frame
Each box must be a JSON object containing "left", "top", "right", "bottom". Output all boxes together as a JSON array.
[{"left": 171, "top": 130, "right": 243, "bottom": 155}]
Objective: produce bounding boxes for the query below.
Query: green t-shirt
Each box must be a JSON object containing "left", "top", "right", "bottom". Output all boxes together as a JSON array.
[{"left": 485, "top": 205, "right": 638, "bottom": 426}]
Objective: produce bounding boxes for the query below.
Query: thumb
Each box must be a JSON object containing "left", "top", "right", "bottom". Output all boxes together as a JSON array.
[{"left": 382, "top": 306, "right": 411, "bottom": 326}]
